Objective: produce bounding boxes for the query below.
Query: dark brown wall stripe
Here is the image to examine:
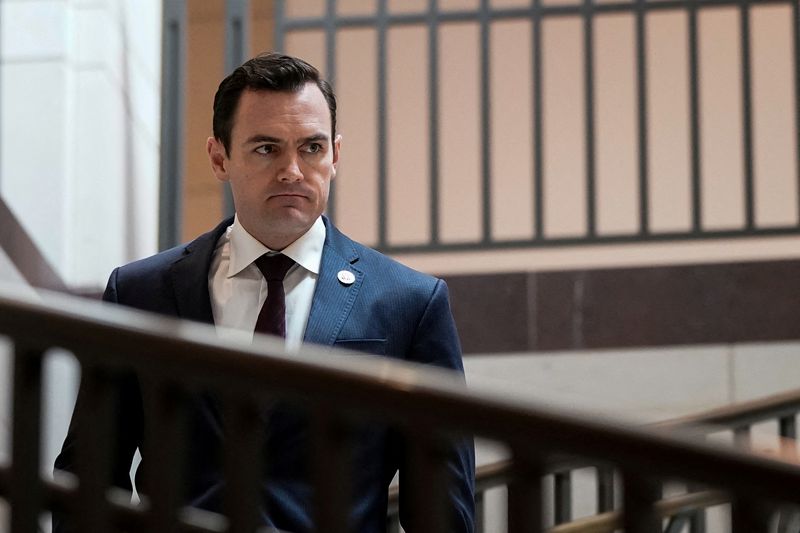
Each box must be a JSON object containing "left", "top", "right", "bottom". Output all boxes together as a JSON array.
[{"left": 443, "top": 260, "right": 800, "bottom": 355}]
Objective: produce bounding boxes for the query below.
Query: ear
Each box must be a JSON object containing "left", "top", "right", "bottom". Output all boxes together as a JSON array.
[
  {"left": 331, "top": 134, "right": 342, "bottom": 180},
  {"left": 207, "top": 137, "right": 230, "bottom": 182}
]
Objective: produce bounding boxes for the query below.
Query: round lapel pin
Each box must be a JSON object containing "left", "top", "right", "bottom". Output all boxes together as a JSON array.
[{"left": 337, "top": 270, "right": 356, "bottom": 286}]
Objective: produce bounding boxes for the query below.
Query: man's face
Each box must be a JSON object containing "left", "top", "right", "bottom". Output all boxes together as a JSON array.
[{"left": 207, "top": 83, "right": 340, "bottom": 250}]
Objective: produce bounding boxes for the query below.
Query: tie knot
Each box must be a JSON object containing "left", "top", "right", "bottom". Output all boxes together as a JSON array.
[{"left": 255, "top": 253, "right": 295, "bottom": 282}]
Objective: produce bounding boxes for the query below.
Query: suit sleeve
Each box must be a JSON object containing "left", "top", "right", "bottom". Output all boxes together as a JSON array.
[
  {"left": 399, "top": 279, "right": 476, "bottom": 532},
  {"left": 52, "top": 268, "right": 145, "bottom": 532}
]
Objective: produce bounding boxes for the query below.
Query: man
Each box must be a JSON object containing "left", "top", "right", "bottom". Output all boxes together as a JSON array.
[{"left": 55, "top": 52, "right": 475, "bottom": 532}]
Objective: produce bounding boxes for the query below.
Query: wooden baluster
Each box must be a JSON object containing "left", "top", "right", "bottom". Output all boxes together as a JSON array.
[
  {"left": 733, "top": 426, "right": 751, "bottom": 449},
  {"left": 74, "top": 362, "right": 115, "bottom": 533},
  {"left": 312, "top": 406, "right": 351, "bottom": 533},
  {"left": 405, "top": 427, "right": 448, "bottom": 533},
  {"left": 223, "top": 392, "right": 264, "bottom": 533},
  {"left": 553, "top": 471, "right": 572, "bottom": 525},
  {"left": 596, "top": 465, "right": 615, "bottom": 513},
  {"left": 507, "top": 452, "right": 543, "bottom": 533},
  {"left": 142, "top": 378, "right": 186, "bottom": 532},
  {"left": 621, "top": 471, "right": 660, "bottom": 533},
  {"left": 474, "top": 491, "right": 485, "bottom": 533},
  {"left": 731, "top": 497, "right": 771, "bottom": 533},
  {"left": 10, "top": 344, "right": 44, "bottom": 533}
]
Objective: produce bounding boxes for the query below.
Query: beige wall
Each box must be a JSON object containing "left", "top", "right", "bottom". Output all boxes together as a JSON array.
[
  {"left": 182, "top": 1, "right": 274, "bottom": 242},
  {"left": 184, "top": 2, "right": 798, "bottom": 275}
]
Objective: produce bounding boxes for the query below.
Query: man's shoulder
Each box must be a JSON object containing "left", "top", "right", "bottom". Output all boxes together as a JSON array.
[{"left": 115, "top": 218, "right": 230, "bottom": 278}]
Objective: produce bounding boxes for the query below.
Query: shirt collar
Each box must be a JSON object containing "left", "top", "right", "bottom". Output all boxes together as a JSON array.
[{"left": 227, "top": 215, "right": 326, "bottom": 278}]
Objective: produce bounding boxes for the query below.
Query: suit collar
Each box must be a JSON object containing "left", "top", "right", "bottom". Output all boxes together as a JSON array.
[
  {"left": 169, "top": 217, "right": 233, "bottom": 324},
  {"left": 303, "top": 217, "right": 364, "bottom": 346},
  {"left": 166, "top": 215, "right": 363, "bottom": 343}
]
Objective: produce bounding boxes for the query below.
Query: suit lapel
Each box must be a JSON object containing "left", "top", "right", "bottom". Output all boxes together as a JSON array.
[
  {"left": 303, "top": 219, "right": 364, "bottom": 346},
  {"left": 169, "top": 218, "right": 233, "bottom": 325}
]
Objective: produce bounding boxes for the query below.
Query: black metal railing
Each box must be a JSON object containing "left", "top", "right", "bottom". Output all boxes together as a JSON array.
[
  {"left": 2, "top": 286, "right": 800, "bottom": 532},
  {"left": 271, "top": 0, "right": 799, "bottom": 254},
  {"left": 159, "top": 0, "right": 800, "bottom": 253}
]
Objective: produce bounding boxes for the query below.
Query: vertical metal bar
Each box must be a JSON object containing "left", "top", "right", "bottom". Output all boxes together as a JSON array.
[
  {"left": 475, "top": 491, "right": 485, "bottom": 533},
  {"left": 596, "top": 466, "right": 615, "bottom": 513},
  {"left": 507, "top": 453, "right": 543, "bottom": 533},
  {"left": 274, "top": 0, "right": 285, "bottom": 51},
  {"left": 739, "top": 0, "right": 755, "bottom": 232},
  {"left": 532, "top": 0, "right": 544, "bottom": 240},
  {"left": 480, "top": 0, "right": 493, "bottom": 243},
  {"left": 223, "top": 394, "right": 264, "bottom": 533},
  {"left": 779, "top": 414, "right": 797, "bottom": 440},
  {"left": 553, "top": 471, "right": 572, "bottom": 525},
  {"left": 636, "top": 0, "right": 650, "bottom": 236},
  {"left": 428, "top": 0, "right": 441, "bottom": 246},
  {"left": 734, "top": 425, "right": 751, "bottom": 449},
  {"left": 325, "top": 0, "right": 338, "bottom": 224},
  {"left": 223, "top": 0, "right": 251, "bottom": 219},
  {"left": 142, "top": 379, "right": 186, "bottom": 532},
  {"left": 73, "top": 363, "right": 115, "bottom": 533},
  {"left": 779, "top": 415, "right": 797, "bottom": 460},
  {"left": 793, "top": 0, "right": 800, "bottom": 228},
  {"left": 10, "top": 345, "right": 44, "bottom": 533},
  {"left": 377, "top": 0, "right": 389, "bottom": 249},
  {"left": 690, "top": 509, "right": 707, "bottom": 533},
  {"left": 0, "top": 0, "right": 3, "bottom": 192},
  {"left": 688, "top": 0, "right": 703, "bottom": 234},
  {"left": 665, "top": 514, "right": 689, "bottom": 533},
  {"left": 775, "top": 508, "right": 796, "bottom": 533},
  {"left": 687, "top": 482, "right": 707, "bottom": 533},
  {"left": 312, "top": 408, "right": 350, "bottom": 533},
  {"left": 386, "top": 514, "right": 401, "bottom": 533},
  {"left": 621, "top": 472, "right": 660, "bottom": 533},
  {"left": 159, "top": 0, "right": 186, "bottom": 250},
  {"left": 405, "top": 430, "right": 448, "bottom": 533},
  {"left": 583, "top": 0, "right": 597, "bottom": 238}
]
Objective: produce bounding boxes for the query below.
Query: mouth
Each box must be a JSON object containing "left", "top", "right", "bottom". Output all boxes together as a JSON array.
[{"left": 269, "top": 192, "right": 308, "bottom": 200}]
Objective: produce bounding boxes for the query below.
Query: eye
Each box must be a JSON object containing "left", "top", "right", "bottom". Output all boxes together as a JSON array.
[
  {"left": 304, "top": 142, "right": 323, "bottom": 154},
  {"left": 255, "top": 144, "right": 276, "bottom": 155}
]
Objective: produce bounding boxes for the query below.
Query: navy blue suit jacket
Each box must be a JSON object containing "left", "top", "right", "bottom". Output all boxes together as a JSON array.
[{"left": 55, "top": 217, "right": 475, "bottom": 532}]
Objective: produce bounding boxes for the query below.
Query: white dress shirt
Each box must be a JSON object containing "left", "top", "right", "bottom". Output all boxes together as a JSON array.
[{"left": 208, "top": 215, "right": 326, "bottom": 351}]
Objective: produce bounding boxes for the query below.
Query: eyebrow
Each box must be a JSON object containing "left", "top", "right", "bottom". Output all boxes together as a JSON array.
[
  {"left": 244, "top": 133, "right": 330, "bottom": 145},
  {"left": 244, "top": 135, "right": 281, "bottom": 145}
]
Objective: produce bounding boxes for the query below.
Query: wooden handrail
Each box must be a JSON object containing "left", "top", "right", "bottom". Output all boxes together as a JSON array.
[
  {"left": 654, "top": 387, "right": 800, "bottom": 432},
  {"left": 454, "top": 386, "right": 800, "bottom": 505},
  {"left": 2, "top": 286, "right": 800, "bottom": 531},
  {"left": 549, "top": 490, "right": 728, "bottom": 533}
]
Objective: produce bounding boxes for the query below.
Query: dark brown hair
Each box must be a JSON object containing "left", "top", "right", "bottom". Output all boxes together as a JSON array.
[{"left": 212, "top": 52, "right": 337, "bottom": 154}]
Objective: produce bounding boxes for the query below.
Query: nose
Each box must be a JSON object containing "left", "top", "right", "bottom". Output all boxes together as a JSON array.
[{"left": 278, "top": 153, "right": 303, "bottom": 183}]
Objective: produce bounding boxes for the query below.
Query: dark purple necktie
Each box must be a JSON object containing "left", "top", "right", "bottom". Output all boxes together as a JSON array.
[{"left": 253, "top": 253, "right": 296, "bottom": 337}]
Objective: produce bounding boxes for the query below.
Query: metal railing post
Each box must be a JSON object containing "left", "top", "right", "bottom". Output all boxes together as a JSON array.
[
  {"left": 159, "top": 0, "right": 187, "bottom": 250},
  {"left": 223, "top": 0, "right": 250, "bottom": 218}
]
